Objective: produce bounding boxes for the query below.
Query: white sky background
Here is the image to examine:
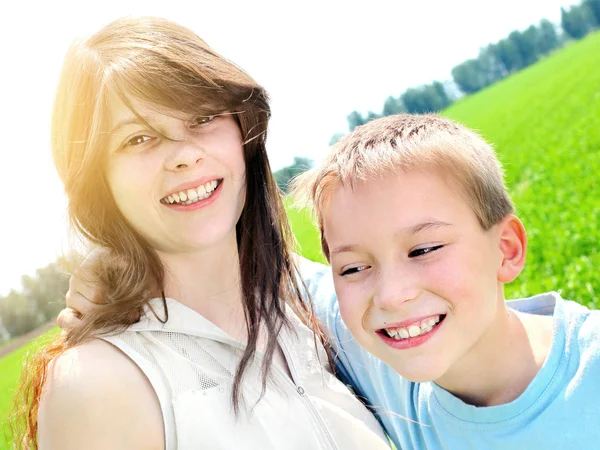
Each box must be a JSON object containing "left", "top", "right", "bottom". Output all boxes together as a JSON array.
[{"left": 0, "top": 0, "right": 576, "bottom": 294}]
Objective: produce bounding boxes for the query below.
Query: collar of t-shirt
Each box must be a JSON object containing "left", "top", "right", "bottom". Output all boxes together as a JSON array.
[{"left": 430, "top": 292, "right": 567, "bottom": 424}]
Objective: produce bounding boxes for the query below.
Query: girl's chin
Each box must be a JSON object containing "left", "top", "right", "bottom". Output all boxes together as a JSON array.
[{"left": 163, "top": 233, "right": 233, "bottom": 252}]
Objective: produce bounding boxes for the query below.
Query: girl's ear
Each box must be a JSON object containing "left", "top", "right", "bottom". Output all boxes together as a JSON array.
[{"left": 497, "top": 215, "right": 527, "bottom": 283}]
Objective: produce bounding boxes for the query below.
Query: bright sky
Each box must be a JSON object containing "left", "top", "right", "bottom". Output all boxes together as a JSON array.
[{"left": 0, "top": 0, "right": 576, "bottom": 295}]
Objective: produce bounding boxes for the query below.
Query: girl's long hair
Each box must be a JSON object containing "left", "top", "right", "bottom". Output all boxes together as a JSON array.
[{"left": 12, "top": 16, "right": 324, "bottom": 448}]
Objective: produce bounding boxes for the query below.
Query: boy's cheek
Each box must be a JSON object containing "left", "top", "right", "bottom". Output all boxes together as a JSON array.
[{"left": 337, "top": 291, "right": 368, "bottom": 333}]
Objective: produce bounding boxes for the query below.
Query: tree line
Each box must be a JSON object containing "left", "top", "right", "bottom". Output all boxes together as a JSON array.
[
  {"left": 274, "top": 156, "right": 314, "bottom": 193},
  {"left": 233, "top": 0, "right": 600, "bottom": 192},
  {"left": 339, "top": 0, "right": 600, "bottom": 135},
  {"left": 0, "top": 262, "right": 69, "bottom": 344}
]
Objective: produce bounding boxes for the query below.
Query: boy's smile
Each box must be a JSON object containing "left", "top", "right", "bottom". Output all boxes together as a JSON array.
[
  {"left": 377, "top": 313, "right": 446, "bottom": 349},
  {"left": 323, "top": 169, "right": 509, "bottom": 384}
]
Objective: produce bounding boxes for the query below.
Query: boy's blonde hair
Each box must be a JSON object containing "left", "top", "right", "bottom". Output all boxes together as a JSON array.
[{"left": 292, "top": 114, "right": 514, "bottom": 259}]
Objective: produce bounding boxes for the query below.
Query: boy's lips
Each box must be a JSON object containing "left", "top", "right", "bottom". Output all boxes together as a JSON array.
[
  {"left": 376, "top": 314, "right": 446, "bottom": 350},
  {"left": 380, "top": 314, "right": 444, "bottom": 330}
]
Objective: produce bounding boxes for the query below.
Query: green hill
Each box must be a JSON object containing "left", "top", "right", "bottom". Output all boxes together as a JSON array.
[{"left": 442, "top": 32, "right": 600, "bottom": 307}]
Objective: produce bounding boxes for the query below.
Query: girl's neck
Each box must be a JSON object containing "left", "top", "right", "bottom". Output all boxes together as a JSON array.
[
  {"left": 157, "top": 232, "right": 247, "bottom": 340},
  {"left": 435, "top": 299, "right": 553, "bottom": 407}
]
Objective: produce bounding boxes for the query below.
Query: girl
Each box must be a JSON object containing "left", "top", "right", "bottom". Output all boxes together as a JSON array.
[{"left": 14, "top": 16, "right": 389, "bottom": 450}]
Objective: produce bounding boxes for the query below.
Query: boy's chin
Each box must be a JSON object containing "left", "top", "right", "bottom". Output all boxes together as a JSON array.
[{"left": 387, "top": 361, "right": 446, "bottom": 383}]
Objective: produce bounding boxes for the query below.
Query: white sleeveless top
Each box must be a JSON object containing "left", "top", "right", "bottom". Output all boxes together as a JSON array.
[{"left": 102, "top": 298, "right": 390, "bottom": 450}]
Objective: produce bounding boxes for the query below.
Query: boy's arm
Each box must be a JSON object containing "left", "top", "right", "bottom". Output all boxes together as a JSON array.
[{"left": 57, "top": 251, "right": 106, "bottom": 330}]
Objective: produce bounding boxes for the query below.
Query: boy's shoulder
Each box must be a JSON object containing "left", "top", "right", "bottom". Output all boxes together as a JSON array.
[
  {"left": 296, "top": 256, "right": 336, "bottom": 314},
  {"left": 510, "top": 291, "right": 600, "bottom": 362},
  {"left": 506, "top": 291, "right": 559, "bottom": 316},
  {"left": 297, "top": 255, "right": 331, "bottom": 286}
]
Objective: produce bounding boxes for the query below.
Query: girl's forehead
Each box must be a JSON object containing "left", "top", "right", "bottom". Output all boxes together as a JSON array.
[{"left": 107, "top": 92, "right": 183, "bottom": 129}]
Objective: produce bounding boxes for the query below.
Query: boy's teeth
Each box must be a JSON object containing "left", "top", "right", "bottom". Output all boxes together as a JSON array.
[
  {"left": 384, "top": 315, "right": 442, "bottom": 340},
  {"left": 421, "top": 321, "right": 434, "bottom": 332}
]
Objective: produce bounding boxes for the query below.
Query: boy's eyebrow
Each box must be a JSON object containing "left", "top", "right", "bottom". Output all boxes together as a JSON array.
[
  {"left": 330, "top": 244, "right": 359, "bottom": 256},
  {"left": 407, "top": 221, "right": 452, "bottom": 235},
  {"left": 330, "top": 221, "right": 452, "bottom": 256}
]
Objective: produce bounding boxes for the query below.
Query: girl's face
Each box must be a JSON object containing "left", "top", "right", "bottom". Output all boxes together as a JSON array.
[{"left": 105, "top": 94, "right": 246, "bottom": 254}]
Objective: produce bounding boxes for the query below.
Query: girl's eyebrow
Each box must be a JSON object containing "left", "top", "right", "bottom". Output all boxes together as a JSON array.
[{"left": 111, "top": 117, "right": 146, "bottom": 133}]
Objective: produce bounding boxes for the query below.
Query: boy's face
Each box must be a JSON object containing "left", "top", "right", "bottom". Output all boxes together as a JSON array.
[{"left": 323, "top": 169, "right": 506, "bottom": 382}]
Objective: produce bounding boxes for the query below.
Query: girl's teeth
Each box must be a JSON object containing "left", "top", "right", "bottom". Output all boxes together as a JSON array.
[
  {"left": 187, "top": 188, "right": 198, "bottom": 200},
  {"left": 408, "top": 325, "right": 421, "bottom": 338},
  {"left": 162, "top": 180, "right": 221, "bottom": 205}
]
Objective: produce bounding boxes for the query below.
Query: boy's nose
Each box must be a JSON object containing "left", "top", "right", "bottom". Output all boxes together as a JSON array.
[{"left": 373, "top": 269, "right": 419, "bottom": 310}]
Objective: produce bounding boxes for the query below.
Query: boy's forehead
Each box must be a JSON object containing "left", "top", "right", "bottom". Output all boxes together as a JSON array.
[{"left": 321, "top": 170, "right": 474, "bottom": 234}]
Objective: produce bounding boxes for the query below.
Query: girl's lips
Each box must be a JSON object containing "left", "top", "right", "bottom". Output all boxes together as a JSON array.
[
  {"left": 163, "top": 179, "right": 223, "bottom": 212},
  {"left": 377, "top": 315, "right": 445, "bottom": 350},
  {"left": 164, "top": 176, "right": 222, "bottom": 199}
]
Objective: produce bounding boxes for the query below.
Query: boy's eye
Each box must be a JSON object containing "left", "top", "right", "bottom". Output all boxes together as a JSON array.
[
  {"left": 190, "top": 115, "right": 216, "bottom": 127},
  {"left": 124, "top": 135, "right": 153, "bottom": 148},
  {"left": 340, "top": 265, "right": 370, "bottom": 276},
  {"left": 409, "top": 244, "right": 444, "bottom": 258}
]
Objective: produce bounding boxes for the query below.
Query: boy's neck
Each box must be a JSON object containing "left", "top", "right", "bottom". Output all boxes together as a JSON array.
[{"left": 434, "top": 299, "right": 553, "bottom": 407}]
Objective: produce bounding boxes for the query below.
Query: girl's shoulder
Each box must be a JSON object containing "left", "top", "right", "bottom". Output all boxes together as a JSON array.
[{"left": 38, "top": 338, "right": 164, "bottom": 450}]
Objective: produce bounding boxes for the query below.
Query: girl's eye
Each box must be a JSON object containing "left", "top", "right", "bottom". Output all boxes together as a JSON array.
[
  {"left": 190, "top": 115, "right": 216, "bottom": 127},
  {"left": 409, "top": 244, "right": 444, "bottom": 258},
  {"left": 340, "top": 265, "right": 370, "bottom": 276},
  {"left": 124, "top": 135, "right": 153, "bottom": 148}
]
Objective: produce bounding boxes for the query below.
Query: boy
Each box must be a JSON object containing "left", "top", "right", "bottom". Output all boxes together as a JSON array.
[
  {"left": 293, "top": 114, "right": 600, "bottom": 448},
  {"left": 61, "top": 114, "right": 600, "bottom": 448}
]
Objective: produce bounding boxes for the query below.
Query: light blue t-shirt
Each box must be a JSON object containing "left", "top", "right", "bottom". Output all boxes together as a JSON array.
[{"left": 300, "top": 258, "right": 600, "bottom": 450}]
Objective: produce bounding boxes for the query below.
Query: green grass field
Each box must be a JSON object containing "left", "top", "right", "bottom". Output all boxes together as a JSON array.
[
  {"left": 1, "top": 32, "right": 598, "bottom": 448},
  {"left": 0, "top": 328, "right": 59, "bottom": 449}
]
